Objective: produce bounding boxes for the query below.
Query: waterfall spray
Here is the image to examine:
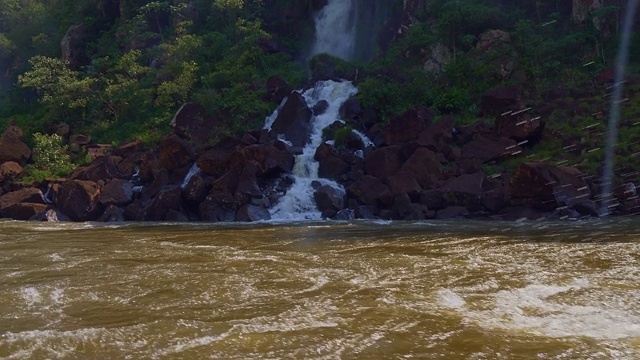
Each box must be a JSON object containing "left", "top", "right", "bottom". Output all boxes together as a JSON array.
[{"left": 599, "top": 0, "right": 640, "bottom": 216}]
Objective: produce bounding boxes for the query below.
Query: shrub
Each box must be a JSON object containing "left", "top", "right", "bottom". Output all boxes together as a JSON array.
[{"left": 23, "top": 133, "right": 74, "bottom": 182}]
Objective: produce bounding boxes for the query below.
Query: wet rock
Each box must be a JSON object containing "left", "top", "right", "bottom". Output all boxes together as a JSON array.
[
  {"left": 164, "top": 209, "right": 189, "bottom": 222},
  {"left": 495, "top": 112, "right": 545, "bottom": 143},
  {"left": 0, "top": 161, "right": 24, "bottom": 183},
  {"left": 461, "top": 135, "right": 518, "bottom": 163},
  {"left": 141, "top": 186, "right": 182, "bottom": 221},
  {"left": 364, "top": 146, "right": 405, "bottom": 181},
  {"left": 314, "top": 185, "right": 345, "bottom": 213},
  {"left": 482, "top": 176, "right": 507, "bottom": 212},
  {"left": 236, "top": 204, "right": 271, "bottom": 222},
  {"left": 199, "top": 199, "right": 236, "bottom": 222},
  {"left": 3, "top": 203, "right": 49, "bottom": 220},
  {"left": 436, "top": 206, "right": 470, "bottom": 220},
  {"left": 0, "top": 187, "right": 46, "bottom": 219},
  {"left": 31, "top": 208, "right": 70, "bottom": 222},
  {"left": 99, "top": 179, "right": 134, "bottom": 206},
  {"left": 0, "top": 123, "right": 31, "bottom": 165},
  {"left": 183, "top": 174, "right": 208, "bottom": 204},
  {"left": 197, "top": 138, "right": 240, "bottom": 177},
  {"left": 231, "top": 143, "right": 295, "bottom": 176},
  {"left": 386, "top": 171, "right": 422, "bottom": 200},
  {"left": 97, "top": 205, "right": 125, "bottom": 222},
  {"left": 419, "top": 189, "right": 443, "bottom": 210},
  {"left": 399, "top": 148, "right": 443, "bottom": 189},
  {"left": 508, "top": 162, "right": 591, "bottom": 211},
  {"left": 335, "top": 209, "right": 354, "bottom": 220},
  {"left": 441, "top": 172, "right": 484, "bottom": 212},
  {"left": 339, "top": 97, "right": 362, "bottom": 121},
  {"left": 354, "top": 205, "right": 377, "bottom": 219},
  {"left": 312, "top": 100, "right": 329, "bottom": 116},
  {"left": 266, "top": 75, "right": 293, "bottom": 103},
  {"left": 270, "top": 91, "right": 312, "bottom": 148},
  {"left": 347, "top": 175, "right": 393, "bottom": 207},
  {"left": 315, "top": 143, "right": 350, "bottom": 181},
  {"left": 481, "top": 86, "right": 524, "bottom": 115},
  {"left": 170, "top": 102, "right": 218, "bottom": 145},
  {"left": 382, "top": 108, "right": 429, "bottom": 145},
  {"left": 158, "top": 134, "right": 193, "bottom": 171},
  {"left": 56, "top": 180, "right": 103, "bottom": 221},
  {"left": 61, "top": 24, "right": 87, "bottom": 69},
  {"left": 70, "top": 155, "right": 123, "bottom": 181}
]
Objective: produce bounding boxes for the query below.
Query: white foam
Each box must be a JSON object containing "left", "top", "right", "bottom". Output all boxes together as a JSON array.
[
  {"left": 21, "top": 287, "right": 41, "bottom": 306},
  {"left": 438, "top": 279, "right": 640, "bottom": 340}
]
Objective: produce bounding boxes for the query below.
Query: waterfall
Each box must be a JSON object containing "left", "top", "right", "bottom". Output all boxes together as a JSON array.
[
  {"left": 310, "top": 0, "right": 394, "bottom": 61},
  {"left": 311, "top": 0, "right": 357, "bottom": 60},
  {"left": 181, "top": 163, "right": 201, "bottom": 189},
  {"left": 266, "top": 80, "right": 358, "bottom": 220},
  {"left": 600, "top": 0, "right": 640, "bottom": 215}
]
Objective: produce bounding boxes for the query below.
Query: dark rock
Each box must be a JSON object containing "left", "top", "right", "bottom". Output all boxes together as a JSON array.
[
  {"left": 315, "top": 143, "right": 350, "bottom": 181},
  {"left": 386, "top": 171, "right": 422, "bottom": 200},
  {"left": 183, "top": 174, "right": 208, "bottom": 204},
  {"left": 364, "top": 146, "right": 405, "bottom": 181},
  {"left": 314, "top": 185, "right": 345, "bottom": 213},
  {"left": 461, "top": 135, "right": 518, "bottom": 163},
  {"left": 340, "top": 97, "right": 362, "bottom": 121},
  {"left": 56, "top": 180, "right": 103, "bottom": 221},
  {"left": 495, "top": 112, "right": 545, "bottom": 143},
  {"left": 573, "top": 200, "right": 599, "bottom": 217},
  {"left": 231, "top": 144, "right": 295, "bottom": 176},
  {"left": 3, "top": 203, "right": 49, "bottom": 220},
  {"left": 61, "top": 24, "right": 87, "bottom": 69},
  {"left": 158, "top": 134, "right": 193, "bottom": 171},
  {"left": 236, "top": 204, "right": 271, "bottom": 222},
  {"left": 170, "top": 102, "right": 219, "bottom": 145},
  {"left": 482, "top": 176, "right": 507, "bottom": 212},
  {"left": 165, "top": 209, "right": 189, "bottom": 222},
  {"left": 420, "top": 189, "right": 443, "bottom": 210},
  {"left": 141, "top": 186, "right": 182, "bottom": 221},
  {"left": 399, "top": 148, "right": 443, "bottom": 189},
  {"left": 436, "top": 206, "right": 470, "bottom": 219},
  {"left": 335, "top": 209, "right": 354, "bottom": 220},
  {"left": 382, "top": 108, "right": 429, "bottom": 145},
  {"left": 270, "top": 91, "right": 312, "bottom": 148},
  {"left": 97, "top": 205, "right": 125, "bottom": 222},
  {"left": 99, "top": 179, "right": 133, "bottom": 206},
  {"left": 197, "top": 139, "right": 239, "bottom": 177},
  {"left": 0, "top": 161, "right": 24, "bottom": 183},
  {"left": 441, "top": 172, "right": 484, "bottom": 211},
  {"left": 71, "top": 155, "right": 123, "bottom": 181},
  {"left": 0, "top": 188, "right": 46, "bottom": 219},
  {"left": 266, "top": 75, "right": 293, "bottom": 103},
  {"left": 124, "top": 199, "right": 143, "bottom": 221},
  {"left": 354, "top": 205, "right": 378, "bottom": 219},
  {"left": 347, "top": 175, "right": 393, "bottom": 207},
  {"left": 508, "top": 162, "right": 591, "bottom": 211},
  {"left": 312, "top": 100, "right": 329, "bottom": 116},
  {"left": 31, "top": 208, "right": 70, "bottom": 222},
  {"left": 481, "top": 86, "right": 524, "bottom": 115},
  {"left": 199, "top": 199, "right": 236, "bottom": 222},
  {"left": 0, "top": 123, "right": 31, "bottom": 165}
]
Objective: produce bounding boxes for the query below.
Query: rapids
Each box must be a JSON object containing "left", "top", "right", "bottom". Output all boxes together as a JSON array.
[{"left": 1, "top": 219, "right": 640, "bottom": 358}]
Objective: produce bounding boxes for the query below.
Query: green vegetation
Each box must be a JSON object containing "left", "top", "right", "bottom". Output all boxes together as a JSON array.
[
  {"left": 24, "top": 133, "right": 74, "bottom": 182},
  {"left": 1, "top": 0, "right": 639, "bottom": 185}
]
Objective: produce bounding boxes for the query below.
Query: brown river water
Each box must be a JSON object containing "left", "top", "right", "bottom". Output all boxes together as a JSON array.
[{"left": 1, "top": 219, "right": 639, "bottom": 359}]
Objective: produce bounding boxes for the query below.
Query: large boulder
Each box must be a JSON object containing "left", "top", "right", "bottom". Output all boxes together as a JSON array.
[
  {"left": 197, "top": 137, "right": 241, "bottom": 177},
  {"left": 495, "top": 112, "right": 545, "bottom": 143},
  {"left": 140, "top": 186, "right": 182, "bottom": 221},
  {"left": 270, "top": 91, "right": 312, "bottom": 148},
  {"left": 266, "top": 76, "right": 293, "bottom": 103},
  {"left": 481, "top": 86, "right": 524, "bottom": 116},
  {"left": 70, "top": 155, "right": 123, "bottom": 181},
  {"left": 441, "top": 172, "right": 485, "bottom": 211},
  {"left": 61, "top": 24, "right": 87, "bottom": 69},
  {"left": 0, "top": 188, "right": 46, "bottom": 219},
  {"left": 0, "top": 161, "right": 24, "bottom": 183},
  {"left": 423, "top": 43, "right": 452, "bottom": 75},
  {"left": 0, "top": 123, "right": 31, "bottom": 165},
  {"left": 158, "top": 134, "right": 193, "bottom": 171},
  {"left": 573, "top": 0, "right": 602, "bottom": 24},
  {"left": 99, "top": 179, "right": 134, "bottom": 206},
  {"left": 508, "top": 162, "right": 592, "bottom": 211},
  {"left": 314, "top": 185, "right": 345, "bottom": 214},
  {"left": 399, "top": 148, "right": 444, "bottom": 189},
  {"left": 56, "top": 180, "right": 103, "bottom": 221},
  {"left": 461, "top": 135, "right": 518, "bottom": 163},
  {"left": 347, "top": 175, "right": 393, "bottom": 208},
  {"left": 231, "top": 143, "right": 295, "bottom": 176},
  {"left": 382, "top": 108, "right": 430, "bottom": 145},
  {"left": 170, "top": 103, "right": 215, "bottom": 145},
  {"left": 236, "top": 204, "right": 271, "bottom": 222},
  {"left": 364, "top": 146, "right": 405, "bottom": 181},
  {"left": 315, "top": 143, "right": 350, "bottom": 181}
]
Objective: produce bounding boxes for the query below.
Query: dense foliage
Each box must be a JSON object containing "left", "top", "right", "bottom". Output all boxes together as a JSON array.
[{"left": 0, "top": 0, "right": 638, "bottom": 170}]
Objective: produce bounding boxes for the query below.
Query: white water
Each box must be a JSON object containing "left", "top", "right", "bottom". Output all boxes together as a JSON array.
[
  {"left": 266, "top": 80, "right": 358, "bottom": 220},
  {"left": 311, "top": 0, "right": 356, "bottom": 60},
  {"left": 181, "top": 163, "right": 201, "bottom": 189}
]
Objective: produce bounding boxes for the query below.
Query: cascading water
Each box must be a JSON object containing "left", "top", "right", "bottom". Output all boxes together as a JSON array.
[
  {"left": 181, "top": 163, "right": 201, "bottom": 189},
  {"left": 266, "top": 80, "right": 358, "bottom": 220},
  {"left": 310, "top": 0, "right": 394, "bottom": 61}
]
